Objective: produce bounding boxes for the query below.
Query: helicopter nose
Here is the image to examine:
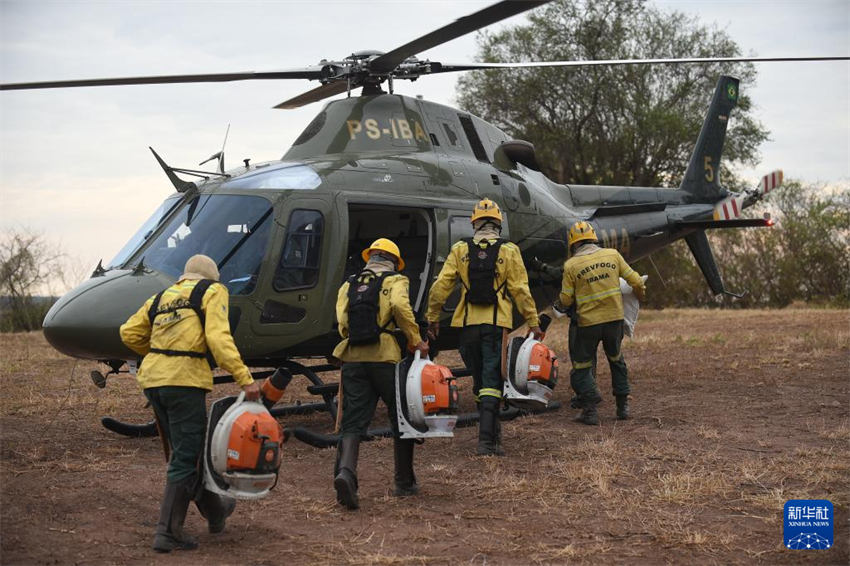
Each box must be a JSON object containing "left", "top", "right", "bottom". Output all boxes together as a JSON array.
[{"left": 43, "top": 269, "right": 173, "bottom": 360}]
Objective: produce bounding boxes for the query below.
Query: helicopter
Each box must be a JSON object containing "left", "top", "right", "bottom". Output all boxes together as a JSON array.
[{"left": 2, "top": 0, "right": 846, "bottom": 446}]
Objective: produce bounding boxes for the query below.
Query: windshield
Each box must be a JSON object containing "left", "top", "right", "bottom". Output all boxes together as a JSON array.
[
  {"left": 132, "top": 194, "right": 274, "bottom": 295},
  {"left": 108, "top": 195, "right": 182, "bottom": 268},
  {"left": 223, "top": 163, "right": 321, "bottom": 190}
]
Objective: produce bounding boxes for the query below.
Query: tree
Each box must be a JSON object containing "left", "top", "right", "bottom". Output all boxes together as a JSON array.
[
  {"left": 0, "top": 228, "right": 67, "bottom": 332},
  {"left": 456, "top": 0, "right": 768, "bottom": 190},
  {"left": 634, "top": 181, "right": 850, "bottom": 308}
]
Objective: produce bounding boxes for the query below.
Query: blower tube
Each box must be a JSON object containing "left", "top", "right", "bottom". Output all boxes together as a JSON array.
[
  {"left": 539, "top": 313, "right": 552, "bottom": 333},
  {"left": 261, "top": 368, "right": 294, "bottom": 410}
]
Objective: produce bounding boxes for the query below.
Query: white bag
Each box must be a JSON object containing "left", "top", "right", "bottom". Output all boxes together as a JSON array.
[{"left": 621, "top": 275, "right": 648, "bottom": 338}]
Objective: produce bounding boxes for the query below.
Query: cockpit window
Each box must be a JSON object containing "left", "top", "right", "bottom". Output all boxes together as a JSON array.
[
  {"left": 274, "top": 209, "right": 324, "bottom": 291},
  {"left": 129, "top": 194, "right": 273, "bottom": 295},
  {"left": 108, "top": 195, "right": 181, "bottom": 269}
]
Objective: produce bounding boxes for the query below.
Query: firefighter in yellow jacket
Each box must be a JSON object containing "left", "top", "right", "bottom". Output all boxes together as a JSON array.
[
  {"left": 559, "top": 222, "right": 646, "bottom": 425},
  {"left": 426, "top": 199, "right": 541, "bottom": 456},
  {"left": 332, "top": 238, "right": 429, "bottom": 510},
  {"left": 120, "top": 254, "right": 260, "bottom": 553}
]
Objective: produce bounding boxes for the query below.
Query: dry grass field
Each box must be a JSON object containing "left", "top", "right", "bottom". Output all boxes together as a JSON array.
[{"left": 1, "top": 309, "right": 848, "bottom": 565}]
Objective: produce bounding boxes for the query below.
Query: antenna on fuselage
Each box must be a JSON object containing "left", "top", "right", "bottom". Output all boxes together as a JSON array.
[{"left": 199, "top": 123, "right": 230, "bottom": 175}]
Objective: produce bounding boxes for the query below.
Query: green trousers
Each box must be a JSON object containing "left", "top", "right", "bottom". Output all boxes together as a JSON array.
[
  {"left": 458, "top": 324, "right": 504, "bottom": 400},
  {"left": 339, "top": 362, "right": 399, "bottom": 437},
  {"left": 571, "top": 319, "right": 631, "bottom": 400},
  {"left": 569, "top": 319, "right": 600, "bottom": 406},
  {"left": 145, "top": 386, "right": 207, "bottom": 482}
]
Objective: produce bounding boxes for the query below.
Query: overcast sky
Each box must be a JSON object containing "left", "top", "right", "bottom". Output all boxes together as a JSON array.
[{"left": 1, "top": 0, "right": 848, "bottom": 286}]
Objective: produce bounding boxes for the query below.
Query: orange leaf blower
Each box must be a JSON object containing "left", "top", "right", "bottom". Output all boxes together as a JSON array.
[
  {"left": 396, "top": 351, "right": 459, "bottom": 439},
  {"left": 504, "top": 314, "right": 558, "bottom": 410},
  {"left": 203, "top": 389, "right": 284, "bottom": 500}
]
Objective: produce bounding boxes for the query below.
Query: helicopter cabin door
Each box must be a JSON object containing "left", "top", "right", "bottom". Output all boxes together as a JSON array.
[
  {"left": 341, "top": 203, "right": 435, "bottom": 317},
  {"left": 249, "top": 196, "right": 344, "bottom": 346}
]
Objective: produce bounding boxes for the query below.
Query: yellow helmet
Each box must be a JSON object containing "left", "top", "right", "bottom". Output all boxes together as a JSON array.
[
  {"left": 470, "top": 198, "right": 503, "bottom": 225},
  {"left": 361, "top": 238, "right": 405, "bottom": 270},
  {"left": 568, "top": 221, "right": 598, "bottom": 248}
]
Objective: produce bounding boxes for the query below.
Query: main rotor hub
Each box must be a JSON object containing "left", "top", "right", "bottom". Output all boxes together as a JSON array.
[{"left": 318, "top": 52, "right": 433, "bottom": 92}]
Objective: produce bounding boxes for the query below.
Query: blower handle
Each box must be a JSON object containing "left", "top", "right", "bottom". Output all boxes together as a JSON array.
[
  {"left": 233, "top": 390, "right": 261, "bottom": 405},
  {"left": 527, "top": 313, "right": 553, "bottom": 341},
  {"left": 413, "top": 350, "right": 431, "bottom": 362}
]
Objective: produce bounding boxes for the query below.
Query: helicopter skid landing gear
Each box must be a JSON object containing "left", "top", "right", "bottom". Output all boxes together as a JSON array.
[
  {"left": 290, "top": 401, "right": 561, "bottom": 448},
  {"left": 99, "top": 364, "right": 338, "bottom": 438},
  {"left": 99, "top": 361, "right": 559, "bottom": 445}
]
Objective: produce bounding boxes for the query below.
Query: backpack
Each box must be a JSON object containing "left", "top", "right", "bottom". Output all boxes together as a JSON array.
[
  {"left": 347, "top": 270, "right": 395, "bottom": 346},
  {"left": 463, "top": 238, "right": 507, "bottom": 306},
  {"left": 146, "top": 279, "right": 217, "bottom": 366}
]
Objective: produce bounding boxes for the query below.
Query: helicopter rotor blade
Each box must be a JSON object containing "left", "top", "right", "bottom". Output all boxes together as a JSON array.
[
  {"left": 0, "top": 68, "right": 324, "bottom": 91},
  {"left": 273, "top": 81, "right": 350, "bottom": 110},
  {"left": 433, "top": 55, "right": 850, "bottom": 73},
  {"left": 369, "top": 0, "right": 551, "bottom": 74}
]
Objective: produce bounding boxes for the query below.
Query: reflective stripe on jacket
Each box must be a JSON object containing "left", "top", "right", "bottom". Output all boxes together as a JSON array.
[
  {"left": 559, "top": 246, "right": 646, "bottom": 327},
  {"left": 425, "top": 239, "right": 539, "bottom": 329},
  {"left": 120, "top": 279, "right": 253, "bottom": 390},
  {"left": 333, "top": 273, "right": 421, "bottom": 363}
]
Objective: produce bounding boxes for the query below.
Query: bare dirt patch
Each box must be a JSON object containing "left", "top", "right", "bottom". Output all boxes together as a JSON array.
[{"left": 1, "top": 309, "right": 848, "bottom": 565}]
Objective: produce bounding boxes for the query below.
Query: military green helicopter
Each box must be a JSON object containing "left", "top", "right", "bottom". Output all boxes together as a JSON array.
[{"left": 3, "top": 0, "right": 845, "bottom": 445}]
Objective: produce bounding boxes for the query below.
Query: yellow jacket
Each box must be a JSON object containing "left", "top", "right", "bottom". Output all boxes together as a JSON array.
[
  {"left": 120, "top": 279, "right": 254, "bottom": 390},
  {"left": 559, "top": 245, "right": 646, "bottom": 327},
  {"left": 426, "top": 238, "right": 539, "bottom": 329},
  {"left": 333, "top": 273, "right": 421, "bottom": 363}
]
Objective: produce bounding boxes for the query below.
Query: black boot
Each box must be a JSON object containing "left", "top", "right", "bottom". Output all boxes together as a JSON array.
[
  {"left": 573, "top": 402, "right": 599, "bottom": 426},
  {"left": 393, "top": 438, "right": 418, "bottom": 496},
  {"left": 195, "top": 488, "right": 236, "bottom": 534},
  {"left": 616, "top": 395, "right": 631, "bottom": 420},
  {"left": 477, "top": 397, "right": 505, "bottom": 456},
  {"left": 334, "top": 435, "right": 360, "bottom": 510},
  {"left": 153, "top": 478, "right": 198, "bottom": 553},
  {"left": 494, "top": 411, "right": 503, "bottom": 453}
]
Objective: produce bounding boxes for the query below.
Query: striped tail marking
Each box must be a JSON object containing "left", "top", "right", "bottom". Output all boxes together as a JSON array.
[
  {"left": 760, "top": 169, "right": 784, "bottom": 196},
  {"left": 713, "top": 194, "right": 746, "bottom": 220}
]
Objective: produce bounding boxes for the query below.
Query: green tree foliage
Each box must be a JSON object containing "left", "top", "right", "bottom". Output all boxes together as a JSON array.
[
  {"left": 457, "top": 0, "right": 847, "bottom": 307},
  {"left": 635, "top": 181, "right": 850, "bottom": 308},
  {"left": 456, "top": 0, "right": 768, "bottom": 190},
  {"left": 0, "top": 229, "right": 64, "bottom": 332}
]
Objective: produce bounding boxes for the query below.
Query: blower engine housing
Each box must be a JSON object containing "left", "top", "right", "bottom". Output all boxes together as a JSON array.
[
  {"left": 204, "top": 391, "right": 284, "bottom": 500},
  {"left": 396, "top": 351, "right": 459, "bottom": 439},
  {"left": 504, "top": 334, "right": 558, "bottom": 410}
]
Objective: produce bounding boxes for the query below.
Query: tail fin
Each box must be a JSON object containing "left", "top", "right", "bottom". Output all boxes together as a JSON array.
[
  {"left": 679, "top": 75, "right": 740, "bottom": 202},
  {"left": 685, "top": 230, "right": 744, "bottom": 298}
]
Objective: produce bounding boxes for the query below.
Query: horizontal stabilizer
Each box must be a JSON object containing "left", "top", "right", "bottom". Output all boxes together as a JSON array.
[
  {"left": 678, "top": 217, "right": 774, "bottom": 230},
  {"left": 593, "top": 202, "right": 667, "bottom": 217}
]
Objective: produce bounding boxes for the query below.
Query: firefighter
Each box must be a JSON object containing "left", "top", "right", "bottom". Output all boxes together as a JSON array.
[
  {"left": 120, "top": 254, "right": 260, "bottom": 553},
  {"left": 332, "top": 238, "right": 429, "bottom": 510},
  {"left": 528, "top": 259, "right": 601, "bottom": 413},
  {"left": 559, "top": 222, "right": 646, "bottom": 424},
  {"left": 426, "top": 199, "right": 542, "bottom": 456}
]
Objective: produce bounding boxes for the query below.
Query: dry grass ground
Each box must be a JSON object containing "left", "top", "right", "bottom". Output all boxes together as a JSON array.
[{"left": 1, "top": 309, "right": 848, "bottom": 565}]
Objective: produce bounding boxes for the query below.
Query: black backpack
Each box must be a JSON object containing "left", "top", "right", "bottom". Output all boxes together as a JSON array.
[
  {"left": 146, "top": 279, "right": 217, "bottom": 366},
  {"left": 347, "top": 270, "right": 395, "bottom": 346},
  {"left": 463, "top": 237, "right": 507, "bottom": 306}
]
